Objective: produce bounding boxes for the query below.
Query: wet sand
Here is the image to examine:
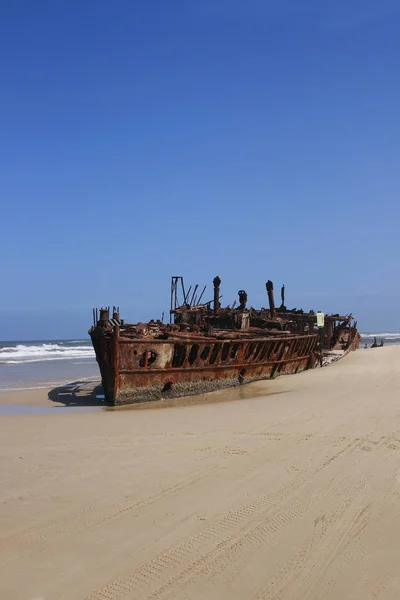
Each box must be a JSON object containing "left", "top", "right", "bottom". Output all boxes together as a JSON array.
[
  {"left": 1, "top": 346, "right": 400, "bottom": 599},
  {"left": 0, "top": 379, "right": 102, "bottom": 407}
]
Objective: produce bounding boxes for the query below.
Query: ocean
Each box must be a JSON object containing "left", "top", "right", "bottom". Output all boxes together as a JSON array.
[
  {"left": 0, "top": 333, "right": 399, "bottom": 393},
  {"left": 360, "top": 333, "right": 400, "bottom": 346},
  {"left": 0, "top": 339, "right": 99, "bottom": 392}
]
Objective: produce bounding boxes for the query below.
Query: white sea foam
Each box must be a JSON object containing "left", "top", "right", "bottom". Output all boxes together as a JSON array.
[
  {"left": 0, "top": 343, "right": 95, "bottom": 364},
  {"left": 361, "top": 333, "right": 400, "bottom": 339}
]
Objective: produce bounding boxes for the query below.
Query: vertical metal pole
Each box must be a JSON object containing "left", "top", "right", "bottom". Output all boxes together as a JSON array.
[
  {"left": 180, "top": 277, "right": 186, "bottom": 308},
  {"left": 213, "top": 276, "right": 221, "bottom": 312},
  {"left": 113, "top": 325, "right": 120, "bottom": 402},
  {"left": 170, "top": 277, "right": 174, "bottom": 324},
  {"left": 319, "top": 327, "right": 324, "bottom": 367},
  {"left": 317, "top": 311, "right": 325, "bottom": 367},
  {"left": 266, "top": 280, "right": 276, "bottom": 318}
]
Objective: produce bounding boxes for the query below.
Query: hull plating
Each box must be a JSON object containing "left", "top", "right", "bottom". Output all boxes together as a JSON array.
[{"left": 91, "top": 333, "right": 319, "bottom": 405}]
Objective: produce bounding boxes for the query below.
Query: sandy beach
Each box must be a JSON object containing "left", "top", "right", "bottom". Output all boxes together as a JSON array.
[{"left": 1, "top": 346, "right": 400, "bottom": 599}]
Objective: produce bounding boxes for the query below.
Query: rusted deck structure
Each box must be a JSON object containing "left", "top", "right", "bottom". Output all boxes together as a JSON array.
[{"left": 89, "top": 276, "right": 359, "bottom": 405}]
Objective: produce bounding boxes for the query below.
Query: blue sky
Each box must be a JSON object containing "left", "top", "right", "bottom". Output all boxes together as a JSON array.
[{"left": 1, "top": 0, "right": 400, "bottom": 339}]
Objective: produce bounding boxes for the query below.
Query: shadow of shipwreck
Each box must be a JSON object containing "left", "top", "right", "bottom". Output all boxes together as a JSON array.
[{"left": 48, "top": 380, "right": 104, "bottom": 407}]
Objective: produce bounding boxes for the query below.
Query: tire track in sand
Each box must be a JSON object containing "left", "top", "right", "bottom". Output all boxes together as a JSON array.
[
  {"left": 83, "top": 438, "right": 361, "bottom": 600},
  {"left": 0, "top": 436, "right": 288, "bottom": 562}
]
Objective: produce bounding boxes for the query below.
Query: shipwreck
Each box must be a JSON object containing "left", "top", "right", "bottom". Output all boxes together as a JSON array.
[{"left": 89, "top": 276, "right": 360, "bottom": 405}]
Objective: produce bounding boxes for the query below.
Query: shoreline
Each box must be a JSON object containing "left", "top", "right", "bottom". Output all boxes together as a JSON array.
[
  {"left": 0, "top": 376, "right": 282, "bottom": 411},
  {"left": 0, "top": 338, "right": 396, "bottom": 403},
  {"left": 0, "top": 347, "right": 354, "bottom": 410},
  {"left": 0, "top": 345, "right": 388, "bottom": 409}
]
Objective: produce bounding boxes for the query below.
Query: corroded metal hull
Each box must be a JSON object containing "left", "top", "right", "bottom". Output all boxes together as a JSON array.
[
  {"left": 89, "top": 274, "right": 359, "bottom": 406},
  {"left": 90, "top": 330, "right": 319, "bottom": 405}
]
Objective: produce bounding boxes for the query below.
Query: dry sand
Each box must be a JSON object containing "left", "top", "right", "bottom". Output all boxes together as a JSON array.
[{"left": 1, "top": 346, "right": 400, "bottom": 600}]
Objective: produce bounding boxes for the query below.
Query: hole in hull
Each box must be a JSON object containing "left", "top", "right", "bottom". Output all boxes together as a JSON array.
[
  {"left": 230, "top": 343, "right": 239, "bottom": 359},
  {"left": 253, "top": 342, "right": 263, "bottom": 361},
  {"left": 239, "top": 368, "right": 246, "bottom": 384},
  {"left": 139, "top": 350, "right": 157, "bottom": 367},
  {"left": 201, "top": 346, "right": 211, "bottom": 361},
  {"left": 188, "top": 344, "right": 199, "bottom": 365},
  {"left": 209, "top": 344, "right": 221, "bottom": 365},
  {"left": 221, "top": 343, "right": 231, "bottom": 361},
  {"left": 172, "top": 344, "right": 186, "bottom": 367},
  {"left": 245, "top": 343, "right": 256, "bottom": 360}
]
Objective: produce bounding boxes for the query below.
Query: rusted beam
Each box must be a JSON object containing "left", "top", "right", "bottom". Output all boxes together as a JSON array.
[
  {"left": 197, "top": 285, "right": 207, "bottom": 305},
  {"left": 266, "top": 280, "right": 276, "bottom": 318},
  {"left": 190, "top": 285, "right": 199, "bottom": 307},
  {"left": 213, "top": 276, "right": 221, "bottom": 312},
  {"left": 118, "top": 354, "right": 314, "bottom": 374}
]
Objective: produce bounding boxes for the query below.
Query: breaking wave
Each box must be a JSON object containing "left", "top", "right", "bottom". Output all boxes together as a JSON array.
[
  {"left": 361, "top": 333, "right": 400, "bottom": 339},
  {"left": 0, "top": 342, "right": 95, "bottom": 365}
]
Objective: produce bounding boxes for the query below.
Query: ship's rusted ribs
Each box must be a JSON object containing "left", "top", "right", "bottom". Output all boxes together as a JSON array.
[
  {"left": 213, "top": 276, "right": 221, "bottom": 312},
  {"left": 266, "top": 280, "right": 276, "bottom": 318}
]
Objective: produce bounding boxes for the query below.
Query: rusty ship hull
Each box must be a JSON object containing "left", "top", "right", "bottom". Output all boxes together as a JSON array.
[
  {"left": 90, "top": 329, "right": 319, "bottom": 405},
  {"left": 89, "top": 276, "right": 359, "bottom": 406}
]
